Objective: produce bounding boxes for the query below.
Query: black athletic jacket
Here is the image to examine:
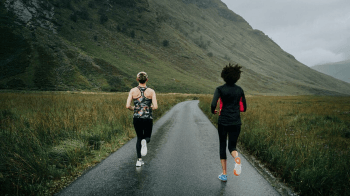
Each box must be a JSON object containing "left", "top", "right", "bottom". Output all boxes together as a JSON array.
[{"left": 211, "top": 84, "right": 247, "bottom": 126}]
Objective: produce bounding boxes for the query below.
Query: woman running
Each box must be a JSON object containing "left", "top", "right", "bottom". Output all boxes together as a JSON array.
[
  {"left": 126, "top": 72, "right": 158, "bottom": 167},
  {"left": 211, "top": 63, "right": 247, "bottom": 182}
]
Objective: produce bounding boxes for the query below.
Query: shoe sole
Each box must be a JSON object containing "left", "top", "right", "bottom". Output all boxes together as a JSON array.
[
  {"left": 141, "top": 139, "right": 147, "bottom": 156},
  {"left": 234, "top": 157, "right": 241, "bottom": 176}
]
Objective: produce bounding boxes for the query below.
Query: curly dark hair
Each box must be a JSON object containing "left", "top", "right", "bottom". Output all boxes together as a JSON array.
[{"left": 221, "top": 63, "right": 242, "bottom": 85}]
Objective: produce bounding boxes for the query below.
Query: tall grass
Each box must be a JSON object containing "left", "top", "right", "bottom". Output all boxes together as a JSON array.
[
  {"left": 199, "top": 95, "right": 350, "bottom": 196},
  {"left": 0, "top": 91, "right": 198, "bottom": 196}
]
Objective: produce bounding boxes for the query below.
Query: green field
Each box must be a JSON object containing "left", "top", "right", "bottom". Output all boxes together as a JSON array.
[
  {"left": 1, "top": 92, "right": 349, "bottom": 195},
  {"left": 199, "top": 95, "right": 350, "bottom": 196},
  {"left": 0, "top": 91, "right": 199, "bottom": 195}
]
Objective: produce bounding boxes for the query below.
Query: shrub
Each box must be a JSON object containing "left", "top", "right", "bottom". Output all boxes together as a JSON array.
[
  {"left": 110, "top": 0, "right": 137, "bottom": 7},
  {"left": 194, "top": 36, "right": 208, "bottom": 49},
  {"left": 33, "top": 46, "right": 56, "bottom": 90},
  {"left": 78, "top": 7, "right": 90, "bottom": 20},
  {"left": 88, "top": 1, "right": 95, "bottom": 8},
  {"left": 130, "top": 30, "right": 135, "bottom": 38},
  {"left": 163, "top": 40, "right": 169, "bottom": 47},
  {"left": 98, "top": 8, "right": 105, "bottom": 15},
  {"left": 61, "top": 0, "right": 73, "bottom": 9},
  {"left": 100, "top": 14, "right": 108, "bottom": 24},
  {"left": 70, "top": 12, "right": 78, "bottom": 22},
  {"left": 6, "top": 78, "right": 26, "bottom": 89},
  {"left": 207, "top": 52, "right": 213, "bottom": 57},
  {"left": 121, "top": 25, "right": 127, "bottom": 33}
]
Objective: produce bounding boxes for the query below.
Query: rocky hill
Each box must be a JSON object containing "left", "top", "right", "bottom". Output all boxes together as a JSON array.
[
  {"left": 312, "top": 60, "right": 350, "bottom": 84},
  {"left": 1, "top": 0, "right": 350, "bottom": 95}
]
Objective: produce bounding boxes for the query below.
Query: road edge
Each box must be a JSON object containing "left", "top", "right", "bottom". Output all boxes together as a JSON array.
[{"left": 237, "top": 145, "right": 299, "bottom": 196}]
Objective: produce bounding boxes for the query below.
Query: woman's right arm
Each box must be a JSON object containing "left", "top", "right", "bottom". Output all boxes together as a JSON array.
[
  {"left": 126, "top": 90, "right": 134, "bottom": 111},
  {"left": 211, "top": 88, "right": 220, "bottom": 114}
]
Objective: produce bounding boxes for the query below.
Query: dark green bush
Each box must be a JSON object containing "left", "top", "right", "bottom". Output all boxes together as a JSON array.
[
  {"left": 100, "top": 14, "right": 108, "bottom": 24},
  {"left": 130, "top": 30, "right": 135, "bottom": 38},
  {"left": 163, "top": 40, "right": 169, "bottom": 47},
  {"left": 33, "top": 46, "right": 56, "bottom": 90},
  {"left": 61, "top": 0, "right": 73, "bottom": 9},
  {"left": 6, "top": 78, "right": 26, "bottom": 89},
  {"left": 78, "top": 7, "right": 90, "bottom": 20},
  {"left": 88, "top": 1, "right": 95, "bottom": 8},
  {"left": 111, "top": 0, "right": 137, "bottom": 7},
  {"left": 70, "top": 12, "right": 78, "bottom": 22}
]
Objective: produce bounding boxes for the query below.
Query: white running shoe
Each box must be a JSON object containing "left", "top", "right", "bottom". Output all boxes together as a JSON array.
[
  {"left": 136, "top": 160, "right": 144, "bottom": 167},
  {"left": 233, "top": 156, "right": 242, "bottom": 176},
  {"left": 234, "top": 163, "right": 241, "bottom": 176},
  {"left": 141, "top": 139, "right": 147, "bottom": 156}
]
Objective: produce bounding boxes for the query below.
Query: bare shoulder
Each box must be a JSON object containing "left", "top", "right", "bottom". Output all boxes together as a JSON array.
[
  {"left": 130, "top": 87, "right": 139, "bottom": 92},
  {"left": 147, "top": 88, "right": 156, "bottom": 94},
  {"left": 129, "top": 87, "right": 139, "bottom": 95}
]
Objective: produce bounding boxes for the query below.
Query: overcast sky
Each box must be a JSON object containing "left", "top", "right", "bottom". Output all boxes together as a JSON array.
[{"left": 221, "top": 0, "right": 350, "bottom": 67}]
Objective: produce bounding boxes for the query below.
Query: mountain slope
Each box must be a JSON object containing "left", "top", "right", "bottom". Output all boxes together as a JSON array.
[
  {"left": 312, "top": 60, "right": 350, "bottom": 84},
  {"left": 1, "top": 0, "right": 350, "bottom": 95}
]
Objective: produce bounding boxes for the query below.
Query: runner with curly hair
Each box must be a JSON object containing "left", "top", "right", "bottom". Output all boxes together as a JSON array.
[{"left": 211, "top": 63, "right": 247, "bottom": 181}]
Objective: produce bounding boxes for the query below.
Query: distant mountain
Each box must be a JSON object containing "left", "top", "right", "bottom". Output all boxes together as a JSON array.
[
  {"left": 1, "top": 0, "right": 350, "bottom": 95},
  {"left": 312, "top": 60, "right": 350, "bottom": 84}
]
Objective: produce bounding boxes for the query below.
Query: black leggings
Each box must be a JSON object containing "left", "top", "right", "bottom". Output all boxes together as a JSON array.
[
  {"left": 133, "top": 118, "right": 153, "bottom": 158},
  {"left": 218, "top": 124, "right": 241, "bottom": 159}
]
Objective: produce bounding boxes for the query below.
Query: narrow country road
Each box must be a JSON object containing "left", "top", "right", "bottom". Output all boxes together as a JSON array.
[{"left": 56, "top": 100, "right": 280, "bottom": 196}]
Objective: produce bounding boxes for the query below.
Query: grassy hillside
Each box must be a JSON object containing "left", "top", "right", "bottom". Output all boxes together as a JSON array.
[
  {"left": 312, "top": 59, "right": 350, "bottom": 83},
  {"left": 1, "top": 0, "right": 350, "bottom": 95}
]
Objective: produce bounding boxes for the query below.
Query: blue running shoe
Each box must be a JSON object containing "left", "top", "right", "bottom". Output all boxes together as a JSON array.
[{"left": 218, "top": 173, "right": 227, "bottom": 182}]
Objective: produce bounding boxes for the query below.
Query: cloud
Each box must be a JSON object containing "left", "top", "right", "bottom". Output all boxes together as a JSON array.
[
  {"left": 296, "top": 48, "right": 345, "bottom": 67},
  {"left": 222, "top": 0, "right": 350, "bottom": 66}
]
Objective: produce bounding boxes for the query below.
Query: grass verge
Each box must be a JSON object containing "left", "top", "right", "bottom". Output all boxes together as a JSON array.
[
  {"left": 0, "top": 91, "right": 199, "bottom": 196},
  {"left": 199, "top": 95, "right": 350, "bottom": 196}
]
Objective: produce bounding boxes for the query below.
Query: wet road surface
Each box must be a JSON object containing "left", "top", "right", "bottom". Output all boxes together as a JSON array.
[{"left": 56, "top": 100, "right": 280, "bottom": 196}]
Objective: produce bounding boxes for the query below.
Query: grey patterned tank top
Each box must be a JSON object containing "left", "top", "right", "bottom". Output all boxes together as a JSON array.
[{"left": 133, "top": 86, "right": 153, "bottom": 119}]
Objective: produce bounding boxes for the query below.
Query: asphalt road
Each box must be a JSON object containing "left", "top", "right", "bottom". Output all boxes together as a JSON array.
[{"left": 56, "top": 100, "right": 280, "bottom": 196}]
